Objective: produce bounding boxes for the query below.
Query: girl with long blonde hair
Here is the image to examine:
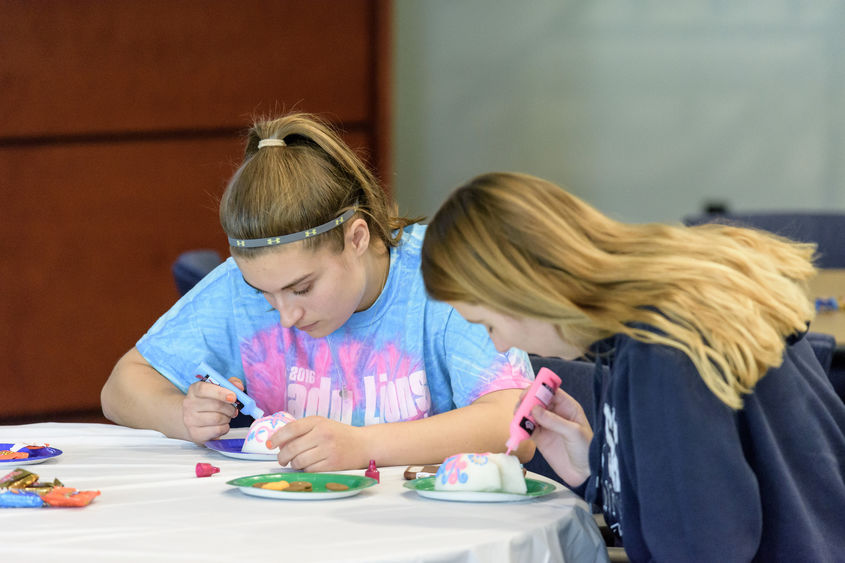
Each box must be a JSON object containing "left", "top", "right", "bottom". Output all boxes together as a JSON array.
[{"left": 421, "top": 171, "right": 845, "bottom": 561}]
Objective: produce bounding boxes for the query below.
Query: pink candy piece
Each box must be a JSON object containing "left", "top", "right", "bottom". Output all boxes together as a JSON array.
[{"left": 195, "top": 462, "right": 220, "bottom": 478}]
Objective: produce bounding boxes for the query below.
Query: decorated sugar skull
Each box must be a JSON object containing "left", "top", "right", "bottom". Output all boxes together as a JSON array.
[
  {"left": 434, "top": 452, "right": 526, "bottom": 494},
  {"left": 241, "top": 411, "right": 296, "bottom": 454}
]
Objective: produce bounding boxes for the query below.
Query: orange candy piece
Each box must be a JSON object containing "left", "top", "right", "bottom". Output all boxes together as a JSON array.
[
  {"left": 258, "top": 480, "right": 291, "bottom": 491},
  {"left": 40, "top": 487, "right": 101, "bottom": 507}
]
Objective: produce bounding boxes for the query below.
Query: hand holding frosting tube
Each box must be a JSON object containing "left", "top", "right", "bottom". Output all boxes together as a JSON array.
[
  {"left": 179, "top": 362, "right": 264, "bottom": 445},
  {"left": 194, "top": 361, "right": 264, "bottom": 419},
  {"left": 505, "top": 367, "right": 561, "bottom": 454}
]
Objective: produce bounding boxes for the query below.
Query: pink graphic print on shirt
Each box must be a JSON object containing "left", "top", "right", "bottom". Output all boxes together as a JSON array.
[{"left": 240, "top": 325, "right": 432, "bottom": 426}]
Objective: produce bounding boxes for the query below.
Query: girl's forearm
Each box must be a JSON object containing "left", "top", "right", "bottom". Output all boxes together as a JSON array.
[
  {"left": 360, "top": 389, "right": 534, "bottom": 467},
  {"left": 101, "top": 348, "right": 191, "bottom": 440}
]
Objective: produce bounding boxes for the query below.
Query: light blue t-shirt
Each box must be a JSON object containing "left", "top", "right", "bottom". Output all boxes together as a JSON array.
[{"left": 137, "top": 224, "right": 533, "bottom": 425}]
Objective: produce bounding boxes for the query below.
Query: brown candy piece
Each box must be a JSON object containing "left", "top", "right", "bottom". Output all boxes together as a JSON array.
[
  {"left": 325, "top": 482, "right": 349, "bottom": 491},
  {"left": 403, "top": 465, "right": 440, "bottom": 480},
  {"left": 285, "top": 481, "right": 313, "bottom": 492},
  {"left": 0, "top": 468, "right": 39, "bottom": 489},
  {"left": 22, "top": 479, "right": 63, "bottom": 495}
]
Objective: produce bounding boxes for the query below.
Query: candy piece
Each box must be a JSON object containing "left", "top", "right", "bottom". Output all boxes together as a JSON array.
[
  {"left": 325, "top": 482, "right": 349, "bottom": 491},
  {"left": 404, "top": 465, "right": 440, "bottom": 480},
  {"left": 40, "top": 487, "right": 100, "bottom": 507},
  {"left": 22, "top": 478, "right": 63, "bottom": 495},
  {"left": 22, "top": 484, "right": 56, "bottom": 494},
  {"left": 195, "top": 462, "right": 220, "bottom": 477},
  {"left": 285, "top": 481, "right": 312, "bottom": 492},
  {"left": 258, "top": 480, "right": 290, "bottom": 491},
  {"left": 0, "top": 468, "right": 39, "bottom": 489},
  {"left": 0, "top": 490, "right": 44, "bottom": 508},
  {"left": 24, "top": 443, "right": 49, "bottom": 450}
]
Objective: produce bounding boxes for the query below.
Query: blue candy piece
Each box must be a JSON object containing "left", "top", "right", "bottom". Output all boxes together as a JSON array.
[{"left": 0, "top": 490, "right": 45, "bottom": 508}]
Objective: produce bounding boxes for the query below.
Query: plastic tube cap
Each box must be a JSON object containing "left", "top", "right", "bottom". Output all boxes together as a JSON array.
[
  {"left": 365, "top": 459, "right": 380, "bottom": 483},
  {"left": 195, "top": 462, "right": 221, "bottom": 477}
]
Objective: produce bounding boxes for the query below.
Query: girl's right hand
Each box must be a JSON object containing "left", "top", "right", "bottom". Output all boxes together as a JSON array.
[
  {"left": 181, "top": 380, "right": 240, "bottom": 444},
  {"left": 529, "top": 388, "right": 594, "bottom": 488}
]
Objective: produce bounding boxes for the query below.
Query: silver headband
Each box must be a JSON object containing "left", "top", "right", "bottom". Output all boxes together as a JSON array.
[{"left": 228, "top": 207, "right": 357, "bottom": 248}]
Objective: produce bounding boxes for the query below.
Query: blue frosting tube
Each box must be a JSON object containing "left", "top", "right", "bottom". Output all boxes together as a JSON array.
[{"left": 195, "top": 361, "right": 265, "bottom": 419}]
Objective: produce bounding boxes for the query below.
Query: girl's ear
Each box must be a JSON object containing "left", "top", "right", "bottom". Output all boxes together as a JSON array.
[{"left": 345, "top": 218, "right": 371, "bottom": 256}]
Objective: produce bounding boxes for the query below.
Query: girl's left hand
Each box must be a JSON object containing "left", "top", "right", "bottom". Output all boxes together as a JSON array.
[
  {"left": 266, "top": 416, "right": 367, "bottom": 472},
  {"left": 529, "top": 388, "right": 594, "bottom": 488}
]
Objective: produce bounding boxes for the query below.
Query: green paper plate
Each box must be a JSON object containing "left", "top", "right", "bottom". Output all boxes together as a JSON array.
[
  {"left": 403, "top": 476, "right": 557, "bottom": 502},
  {"left": 228, "top": 472, "right": 378, "bottom": 500}
]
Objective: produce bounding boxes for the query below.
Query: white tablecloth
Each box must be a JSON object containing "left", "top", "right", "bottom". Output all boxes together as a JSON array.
[{"left": 0, "top": 423, "right": 609, "bottom": 563}]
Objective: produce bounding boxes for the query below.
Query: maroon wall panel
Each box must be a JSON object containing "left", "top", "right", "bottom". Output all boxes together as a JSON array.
[{"left": 0, "top": 0, "right": 389, "bottom": 421}]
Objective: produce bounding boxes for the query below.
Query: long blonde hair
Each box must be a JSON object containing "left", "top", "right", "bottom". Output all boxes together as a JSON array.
[
  {"left": 421, "top": 172, "right": 818, "bottom": 409},
  {"left": 220, "top": 112, "right": 419, "bottom": 257}
]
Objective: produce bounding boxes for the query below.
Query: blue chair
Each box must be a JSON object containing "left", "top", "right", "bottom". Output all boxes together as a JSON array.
[
  {"left": 172, "top": 249, "right": 223, "bottom": 296},
  {"left": 682, "top": 211, "right": 845, "bottom": 269}
]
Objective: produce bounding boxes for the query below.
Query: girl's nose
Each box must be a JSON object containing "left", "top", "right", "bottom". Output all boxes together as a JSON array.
[{"left": 277, "top": 300, "right": 303, "bottom": 328}]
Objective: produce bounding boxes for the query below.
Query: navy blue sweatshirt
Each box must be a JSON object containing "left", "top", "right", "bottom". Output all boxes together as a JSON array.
[{"left": 584, "top": 331, "right": 845, "bottom": 562}]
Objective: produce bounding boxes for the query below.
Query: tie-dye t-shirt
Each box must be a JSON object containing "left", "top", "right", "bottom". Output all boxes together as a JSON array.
[{"left": 136, "top": 224, "right": 533, "bottom": 425}]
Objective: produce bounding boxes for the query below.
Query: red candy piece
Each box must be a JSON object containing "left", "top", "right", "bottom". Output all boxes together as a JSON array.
[{"left": 195, "top": 462, "right": 220, "bottom": 477}]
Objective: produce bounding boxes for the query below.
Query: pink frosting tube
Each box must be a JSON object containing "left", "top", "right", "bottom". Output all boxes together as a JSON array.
[{"left": 505, "top": 367, "right": 561, "bottom": 454}]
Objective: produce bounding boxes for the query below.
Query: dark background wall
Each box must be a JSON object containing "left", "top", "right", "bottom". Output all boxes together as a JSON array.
[{"left": 0, "top": 0, "right": 392, "bottom": 422}]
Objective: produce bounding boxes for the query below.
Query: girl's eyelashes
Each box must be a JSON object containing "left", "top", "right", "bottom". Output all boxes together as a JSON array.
[
  {"left": 252, "top": 286, "right": 310, "bottom": 296},
  {"left": 291, "top": 285, "right": 312, "bottom": 296}
]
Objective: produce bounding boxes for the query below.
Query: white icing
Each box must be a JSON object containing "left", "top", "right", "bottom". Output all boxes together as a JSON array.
[
  {"left": 242, "top": 411, "right": 296, "bottom": 454},
  {"left": 434, "top": 453, "right": 527, "bottom": 494}
]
